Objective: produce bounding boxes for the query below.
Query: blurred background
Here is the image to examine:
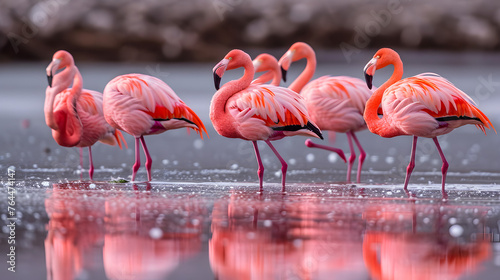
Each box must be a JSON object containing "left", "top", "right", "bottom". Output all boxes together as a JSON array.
[{"left": 1, "top": 0, "right": 500, "bottom": 62}]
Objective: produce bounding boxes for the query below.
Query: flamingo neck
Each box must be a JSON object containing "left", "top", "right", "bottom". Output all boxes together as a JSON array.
[
  {"left": 44, "top": 64, "right": 83, "bottom": 146},
  {"left": 364, "top": 59, "right": 404, "bottom": 137},
  {"left": 210, "top": 60, "right": 254, "bottom": 138},
  {"left": 289, "top": 52, "right": 316, "bottom": 93}
]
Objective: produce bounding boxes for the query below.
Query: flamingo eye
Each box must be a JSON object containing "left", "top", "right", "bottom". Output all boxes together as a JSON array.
[
  {"left": 228, "top": 57, "right": 232, "bottom": 60},
  {"left": 376, "top": 55, "right": 380, "bottom": 59}
]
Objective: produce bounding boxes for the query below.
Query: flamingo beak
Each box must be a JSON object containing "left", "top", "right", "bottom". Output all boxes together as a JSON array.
[
  {"left": 281, "top": 67, "right": 287, "bottom": 83},
  {"left": 46, "top": 58, "right": 61, "bottom": 88},
  {"left": 278, "top": 50, "right": 293, "bottom": 83},
  {"left": 213, "top": 58, "right": 229, "bottom": 91},
  {"left": 363, "top": 57, "right": 378, "bottom": 90},
  {"left": 47, "top": 74, "right": 53, "bottom": 88}
]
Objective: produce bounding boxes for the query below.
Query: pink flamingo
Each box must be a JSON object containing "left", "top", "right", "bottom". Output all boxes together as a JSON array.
[
  {"left": 279, "top": 42, "right": 372, "bottom": 183},
  {"left": 45, "top": 50, "right": 126, "bottom": 180},
  {"left": 103, "top": 74, "right": 207, "bottom": 182},
  {"left": 211, "top": 49, "right": 323, "bottom": 190},
  {"left": 252, "top": 53, "right": 281, "bottom": 86},
  {"left": 363, "top": 48, "right": 495, "bottom": 191}
]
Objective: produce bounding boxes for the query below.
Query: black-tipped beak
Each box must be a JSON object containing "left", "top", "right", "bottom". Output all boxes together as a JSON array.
[
  {"left": 281, "top": 66, "right": 287, "bottom": 82},
  {"left": 214, "top": 72, "right": 221, "bottom": 91},
  {"left": 47, "top": 74, "right": 53, "bottom": 87},
  {"left": 364, "top": 73, "right": 373, "bottom": 90}
]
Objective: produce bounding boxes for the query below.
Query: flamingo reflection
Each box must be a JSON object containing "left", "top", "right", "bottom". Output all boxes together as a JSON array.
[
  {"left": 45, "top": 182, "right": 207, "bottom": 280},
  {"left": 363, "top": 202, "right": 491, "bottom": 280},
  {"left": 209, "top": 191, "right": 368, "bottom": 279}
]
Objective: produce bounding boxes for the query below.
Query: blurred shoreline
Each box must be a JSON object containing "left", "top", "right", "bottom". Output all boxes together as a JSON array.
[{"left": 1, "top": 0, "right": 500, "bottom": 62}]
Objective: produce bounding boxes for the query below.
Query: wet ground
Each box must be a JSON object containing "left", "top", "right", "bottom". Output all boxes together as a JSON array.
[{"left": 1, "top": 50, "right": 500, "bottom": 279}]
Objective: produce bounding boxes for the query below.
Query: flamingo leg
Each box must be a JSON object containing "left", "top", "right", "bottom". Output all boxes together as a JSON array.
[
  {"left": 351, "top": 131, "right": 366, "bottom": 183},
  {"left": 304, "top": 139, "right": 347, "bottom": 162},
  {"left": 252, "top": 141, "right": 264, "bottom": 191},
  {"left": 88, "top": 147, "right": 94, "bottom": 180},
  {"left": 265, "top": 140, "right": 287, "bottom": 191},
  {"left": 346, "top": 132, "right": 356, "bottom": 182},
  {"left": 132, "top": 137, "right": 141, "bottom": 182},
  {"left": 140, "top": 136, "right": 153, "bottom": 182},
  {"left": 79, "top": 147, "right": 83, "bottom": 180},
  {"left": 403, "top": 136, "right": 418, "bottom": 190},
  {"left": 432, "top": 137, "right": 448, "bottom": 192}
]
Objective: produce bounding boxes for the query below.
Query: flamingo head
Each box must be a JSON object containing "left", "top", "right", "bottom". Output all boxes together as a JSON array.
[
  {"left": 46, "top": 50, "right": 74, "bottom": 87},
  {"left": 363, "top": 48, "right": 400, "bottom": 89},
  {"left": 278, "top": 42, "right": 314, "bottom": 82},
  {"left": 213, "top": 49, "right": 252, "bottom": 90},
  {"left": 253, "top": 54, "right": 279, "bottom": 74}
]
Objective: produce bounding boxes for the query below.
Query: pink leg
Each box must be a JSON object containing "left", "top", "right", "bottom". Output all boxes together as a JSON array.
[
  {"left": 140, "top": 136, "right": 153, "bottom": 182},
  {"left": 132, "top": 137, "right": 141, "bottom": 181},
  {"left": 351, "top": 132, "right": 366, "bottom": 183},
  {"left": 403, "top": 136, "right": 418, "bottom": 190},
  {"left": 346, "top": 132, "right": 356, "bottom": 182},
  {"left": 305, "top": 139, "right": 347, "bottom": 162},
  {"left": 252, "top": 141, "right": 264, "bottom": 190},
  {"left": 79, "top": 147, "right": 83, "bottom": 180},
  {"left": 432, "top": 137, "right": 448, "bottom": 192},
  {"left": 88, "top": 147, "right": 94, "bottom": 180},
  {"left": 265, "top": 140, "right": 287, "bottom": 191}
]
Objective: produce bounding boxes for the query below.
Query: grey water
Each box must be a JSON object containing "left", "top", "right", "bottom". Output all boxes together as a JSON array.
[{"left": 1, "top": 50, "right": 500, "bottom": 279}]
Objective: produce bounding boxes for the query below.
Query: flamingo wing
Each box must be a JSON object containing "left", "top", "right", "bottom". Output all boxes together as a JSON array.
[
  {"left": 384, "top": 73, "right": 494, "bottom": 134},
  {"left": 228, "top": 84, "right": 322, "bottom": 140},
  {"left": 104, "top": 74, "right": 207, "bottom": 138},
  {"left": 301, "top": 76, "right": 373, "bottom": 132}
]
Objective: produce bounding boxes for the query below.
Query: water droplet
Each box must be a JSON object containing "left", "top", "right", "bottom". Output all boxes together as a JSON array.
[
  {"left": 385, "top": 157, "right": 394, "bottom": 164},
  {"left": 193, "top": 139, "right": 204, "bottom": 150},
  {"left": 192, "top": 219, "right": 200, "bottom": 226},
  {"left": 41, "top": 181, "right": 49, "bottom": 187},
  {"left": 149, "top": 227, "right": 163, "bottom": 239},
  {"left": 449, "top": 224, "right": 464, "bottom": 237},
  {"left": 230, "top": 163, "right": 238, "bottom": 170},
  {"left": 89, "top": 183, "right": 96, "bottom": 189},
  {"left": 306, "top": 153, "right": 315, "bottom": 162},
  {"left": 448, "top": 217, "right": 457, "bottom": 224},
  {"left": 328, "top": 153, "right": 338, "bottom": 163},
  {"left": 162, "top": 159, "right": 169, "bottom": 165},
  {"left": 289, "top": 158, "right": 297, "bottom": 165},
  {"left": 263, "top": 220, "right": 272, "bottom": 227},
  {"left": 293, "top": 239, "right": 303, "bottom": 248}
]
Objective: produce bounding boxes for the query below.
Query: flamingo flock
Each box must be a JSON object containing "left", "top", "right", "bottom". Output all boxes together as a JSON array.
[{"left": 42, "top": 44, "right": 495, "bottom": 191}]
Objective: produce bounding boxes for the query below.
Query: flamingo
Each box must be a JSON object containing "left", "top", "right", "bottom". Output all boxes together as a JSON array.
[
  {"left": 363, "top": 48, "right": 495, "bottom": 191},
  {"left": 210, "top": 49, "right": 323, "bottom": 190},
  {"left": 45, "top": 50, "right": 126, "bottom": 180},
  {"left": 103, "top": 74, "right": 207, "bottom": 182},
  {"left": 252, "top": 53, "right": 281, "bottom": 86},
  {"left": 279, "top": 42, "right": 373, "bottom": 183}
]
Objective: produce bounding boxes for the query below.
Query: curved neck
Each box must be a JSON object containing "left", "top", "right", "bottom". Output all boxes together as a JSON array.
[
  {"left": 364, "top": 59, "right": 404, "bottom": 136},
  {"left": 44, "top": 64, "right": 82, "bottom": 145},
  {"left": 289, "top": 52, "right": 316, "bottom": 93},
  {"left": 212, "top": 60, "right": 254, "bottom": 114}
]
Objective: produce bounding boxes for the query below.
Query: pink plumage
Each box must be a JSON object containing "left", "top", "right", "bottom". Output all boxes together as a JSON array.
[
  {"left": 211, "top": 49, "right": 323, "bottom": 190},
  {"left": 280, "top": 42, "right": 373, "bottom": 183},
  {"left": 45, "top": 50, "right": 126, "bottom": 180},
  {"left": 363, "top": 48, "right": 495, "bottom": 191},
  {"left": 103, "top": 73, "right": 207, "bottom": 182}
]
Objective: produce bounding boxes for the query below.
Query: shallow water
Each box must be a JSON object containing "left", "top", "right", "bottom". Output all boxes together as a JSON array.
[{"left": 1, "top": 50, "right": 500, "bottom": 279}]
